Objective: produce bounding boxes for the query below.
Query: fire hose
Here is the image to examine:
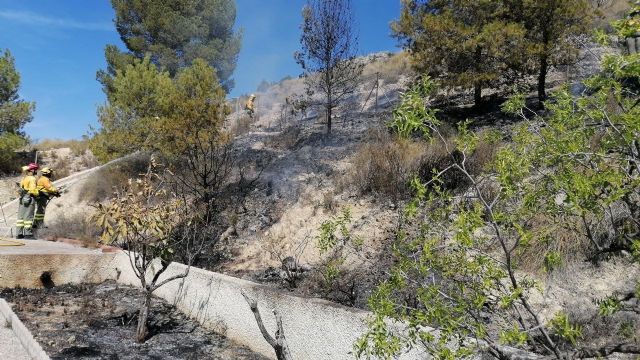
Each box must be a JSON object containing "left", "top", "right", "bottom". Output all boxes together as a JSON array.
[{"left": 0, "top": 238, "right": 25, "bottom": 246}]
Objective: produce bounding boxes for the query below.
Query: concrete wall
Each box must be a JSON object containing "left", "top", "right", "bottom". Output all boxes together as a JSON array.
[
  {"left": 0, "top": 251, "right": 425, "bottom": 359},
  {"left": 112, "top": 253, "right": 399, "bottom": 360},
  {"left": 0, "top": 299, "right": 49, "bottom": 360},
  {"left": 0, "top": 252, "right": 119, "bottom": 288}
]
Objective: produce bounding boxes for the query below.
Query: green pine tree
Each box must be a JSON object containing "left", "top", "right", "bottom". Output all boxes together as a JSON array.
[
  {"left": 0, "top": 49, "right": 33, "bottom": 172},
  {"left": 97, "top": 0, "right": 242, "bottom": 95},
  {"left": 392, "top": 0, "right": 527, "bottom": 107},
  {"left": 504, "top": 0, "right": 594, "bottom": 103}
]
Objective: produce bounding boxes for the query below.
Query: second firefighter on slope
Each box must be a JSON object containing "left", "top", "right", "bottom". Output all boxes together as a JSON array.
[{"left": 34, "top": 167, "right": 60, "bottom": 229}]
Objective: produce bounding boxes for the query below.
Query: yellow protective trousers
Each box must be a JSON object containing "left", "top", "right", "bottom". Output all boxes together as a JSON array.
[
  {"left": 34, "top": 196, "right": 48, "bottom": 228},
  {"left": 16, "top": 195, "right": 35, "bottom": 237}
]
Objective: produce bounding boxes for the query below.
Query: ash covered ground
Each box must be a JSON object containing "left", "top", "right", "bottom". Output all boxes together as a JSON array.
[{"left": 0, "top": 281, "right": 268, "bottom": 360}]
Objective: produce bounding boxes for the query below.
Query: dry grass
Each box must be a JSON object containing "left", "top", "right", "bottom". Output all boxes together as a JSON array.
[
  {"left": 38, "top": 211, "right": 101, "bottom": 247},
  {"left": 349, "top": 129, "right": 431, "bottom": 199},
  {"left": 47, "top": 155, "right": 72, "bottom": 179},
  {"left": 346, "top": 127, "right": 501, "bottom": 199},
  {"left": 266, "top": 125, "right": 302, "bottom": 150},
  {"left": 34, "top": 138, "right": 90, "bottom": 157},
  {"left": 78, "top": 153, "right": 150, "bottom": 203},
  {"left": 516, "top": 215, "right": 591, "bottom": 272},
  {"left": 231, "top": 115, "right": 253, "bottom": 137},
  {"left": 362, "top": 52, "right": 413, "bottom": 85}
]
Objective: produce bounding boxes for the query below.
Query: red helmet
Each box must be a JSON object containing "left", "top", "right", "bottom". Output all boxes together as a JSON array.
[{"left": 27, "top": 163, "right": 39, "bottom": 171}]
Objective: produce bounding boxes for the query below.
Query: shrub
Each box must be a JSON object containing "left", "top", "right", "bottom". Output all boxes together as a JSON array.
[
  {"left": 350, "top": 129, "right": 426, "bottom": 199},
  {"left": 0, "top": 133, "right": 27, "bottom": 175},
  {"left": 47, "top": 155, "right": 72, "bottom": 179},
  {"left": 266, "top": 125, "right": 301, "bottom": 150},
  {"left": 349, "top": 127, "right": 499, "bottom": 199},
  {"left": 78, "top": 153, "right": 150, "bottom": 203},
  {"left": 38, "top": 210, "right": 101, "bottom": 247},
  {"left": 231, "top": 115, "right": 253, "bottom": 137}
]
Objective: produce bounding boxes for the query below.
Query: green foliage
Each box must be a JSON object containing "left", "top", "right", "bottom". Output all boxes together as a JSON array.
[
  {"left": 548, "top": 312, "right": 582, "bottom": 346},
  {"left": 90, "top": 57, "right": 228, "bottom": 162},
  {"left": 499, "top": 323, "right": 529, "bottom": 346},
  {"left": 0, "top": 133, "right": 27, "bottom": 173},
  {"left": 315, "top": 207, "right": 368, "bottom": 306},
  {"left": 99, "top": 0, "right": 241, "bottom": 93},
  {"left": 504, "top": 0, "right": 594, "bottom": 100},
  {"left": 317, "top": 207, "right": 352, "bottom": 253},
  {"left": 543, "top": 251, "right": 562, "bottom": 273},
  {"left": 388, "top": 77, "right": 439, "bottom": 139},
  {"left": 632, "top": 239, "right": 640, "bottom": 260},
  {"left": 321, "top": 257, "right": 344, "bottom": 288},
  {"left": 392, "top": 0, "right": 528, "bottom": 106},
  {"left": 0, "top": 49, "right": 34, "bottom": 135},
  {"left": 612, "top": 2, "right": 640, "bottom": 37},
  {"left": 358, "top": 20, "right": 640, "bottom": 357},
  {"left": 597, "top": 296, "right": 622, "bottom": 316},
  {"left": 0, "top": 49, "right": 34, "bottom": 173},
  {"left": 393, "top": 0, "right": 593, "bottom": 104}
]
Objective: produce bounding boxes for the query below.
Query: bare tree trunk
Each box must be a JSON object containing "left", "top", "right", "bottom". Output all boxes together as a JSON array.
[
  {"left": 136, "top": 291, "right": 152, "bottom": 343},
  {"left": 326, "top": 91, "right": 333, "bottom": 135},
  {"left": 474, "top": 46, "right": 482, "bottom": 108},
  {"left": 474, "top": 82, "right": 482, "bottom": 108},
  {"left": 241, "top": 290, "right": 293, "bottom": 360},
  {"left": 538, "top": 54, "right": 549, "bottom": 105}
]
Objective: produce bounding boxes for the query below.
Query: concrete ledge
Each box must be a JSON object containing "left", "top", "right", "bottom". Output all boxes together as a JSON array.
[
  {"left": 0, "top": 247, "right": 421, "bottom": 359},
  {"left": 0, "top": 298, "right": 50, "bottom": 360},
  {"left": 109, "top": 253, "right": 380, "bottom": 360},
  {"left": 0, "top": 252, "right": 119, "bottom": 288}
]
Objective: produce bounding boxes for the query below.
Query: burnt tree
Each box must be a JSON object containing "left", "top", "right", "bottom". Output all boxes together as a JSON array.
[{"left": 295, "top": 0, "right": 363, "bottom": 135}]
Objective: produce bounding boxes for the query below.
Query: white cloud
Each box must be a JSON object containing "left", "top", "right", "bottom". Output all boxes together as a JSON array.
[{"left": 0, "top": 10, "right": 112, "bottom": 31}]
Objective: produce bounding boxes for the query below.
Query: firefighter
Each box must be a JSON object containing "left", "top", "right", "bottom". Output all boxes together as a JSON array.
[
  {"left": 16, "top": 163, "right": 39, "bottom": 239},
  {"left": 34, "top": 167, "right": 60, "bottom": 229},
  {"left": 245, "top": 94, "right": 256, "bottom": 119}
]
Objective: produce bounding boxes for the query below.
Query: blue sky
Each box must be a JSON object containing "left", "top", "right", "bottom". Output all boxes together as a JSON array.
[{"left": 0, "top": 0, "right": 401, "bottom": 140}]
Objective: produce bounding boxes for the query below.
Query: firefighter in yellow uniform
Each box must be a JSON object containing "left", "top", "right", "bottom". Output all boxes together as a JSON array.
[
  {"left": 16, "top": 163, "right": 39, "bottom": 238},
  {"left": 245, "top": 94, "right": 256, "bottom": 119},
  {"left": 34, "top": 167, "right": 60, "bottom": 229}
]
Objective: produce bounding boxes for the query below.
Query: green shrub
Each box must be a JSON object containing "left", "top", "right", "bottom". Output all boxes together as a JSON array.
[{"left": 0, "top": 133, "right": 27, "bottom": 174}]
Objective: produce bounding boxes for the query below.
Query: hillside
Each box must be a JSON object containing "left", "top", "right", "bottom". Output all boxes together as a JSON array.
[{"left": 1, "top": 0, "right": 639, "bottom": 354}]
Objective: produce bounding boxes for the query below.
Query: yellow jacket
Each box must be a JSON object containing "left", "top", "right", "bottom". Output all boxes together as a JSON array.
[
  {"left": 37, "top": 176, "right": 57, "bottom": 196},
  {"left": 245, "top": 97, "right": 255, "bottom": 111},
  {"left": 20, "top": 175, "right": 39, "bottom": 196}
]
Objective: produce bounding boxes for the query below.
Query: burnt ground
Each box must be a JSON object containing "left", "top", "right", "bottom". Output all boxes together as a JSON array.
[{"left": 0, "top": 281, "right": 269, "bottom": 360}]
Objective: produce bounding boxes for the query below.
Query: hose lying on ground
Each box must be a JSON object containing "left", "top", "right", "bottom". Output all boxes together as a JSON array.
[{"left": 0, "top": 238, "right": 25, "bottom": 246}]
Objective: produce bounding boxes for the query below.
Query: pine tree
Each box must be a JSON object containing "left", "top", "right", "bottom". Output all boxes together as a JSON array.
[
  {"left": 295, "top": 0, "right": 363, "bottom": 135},
  {"left": 0, "top": 49, "right": 34, "bottom": 135},
  {"left": 504, "top": 0, "right": 594, "bottom": 103},
  {"left": 392, "top": 0, "right": 526, "bottom": 107},
  {"left": 97, "top": 0, "right": 242, "bottom": 94},
  {"left": 0, "top": 49, "right": 33, "bottom": 172}
]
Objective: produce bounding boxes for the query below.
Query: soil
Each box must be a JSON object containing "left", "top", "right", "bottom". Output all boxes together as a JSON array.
[{"left": 0, "top": 281, "right": 269, "bottom": 360}]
